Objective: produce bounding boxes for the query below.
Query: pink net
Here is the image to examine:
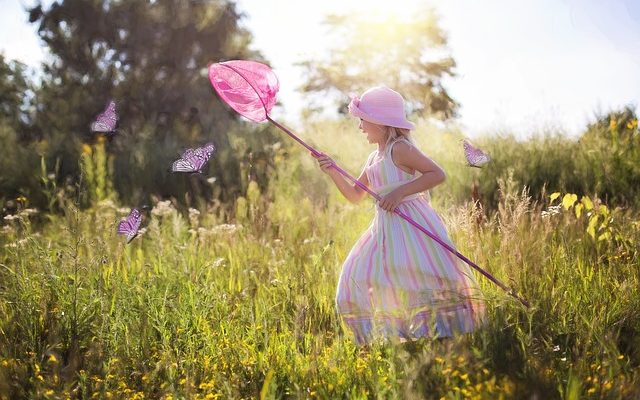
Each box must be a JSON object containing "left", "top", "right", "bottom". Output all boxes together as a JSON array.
[{"left": 208, "top": 60, "right": 279, "bottom": 123}]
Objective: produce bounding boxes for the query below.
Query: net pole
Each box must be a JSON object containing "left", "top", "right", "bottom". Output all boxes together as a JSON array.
[{"left": 266, "top": 116, "right": 530, "bottom": 308}]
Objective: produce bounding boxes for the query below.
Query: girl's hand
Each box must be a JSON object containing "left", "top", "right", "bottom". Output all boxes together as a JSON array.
[
  {"left": 312, "top": 152, "right": 335, "bottom": 174},
  {"left": 378, "top": 188, "right": 405, "bottom": 212}
]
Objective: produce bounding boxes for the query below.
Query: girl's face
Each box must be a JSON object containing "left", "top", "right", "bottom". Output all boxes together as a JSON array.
[{"left": 358, "top": 118, "right": 387, "bottom": 145}]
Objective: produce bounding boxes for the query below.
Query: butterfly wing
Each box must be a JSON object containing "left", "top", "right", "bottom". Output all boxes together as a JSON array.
[
  {"left": 191, "top": 143, "right": 216, "bottom": 172},
  {"left": 171, "top": 158, "right": 198, "bottom": 173},
  {"left": 180, "top": 148, "right": 197, "bottom": 159},
  {"left": 464, "top": 140, "right": 491, "bottom": 167},
  {"left": 117, "top": 208, "right": 142, "bottom": 243},
  {"left": 91, "top": 101, "right": 118, "bottom": 133}
]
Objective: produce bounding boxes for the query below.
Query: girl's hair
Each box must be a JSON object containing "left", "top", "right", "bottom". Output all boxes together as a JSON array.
[{"left": 383, "top": 126, "right": 415, "bottom": 150}]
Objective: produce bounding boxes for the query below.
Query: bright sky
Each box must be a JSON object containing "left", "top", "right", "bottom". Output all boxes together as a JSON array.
[{"left": 2, "top": 0, "right": 639, "bottom": 138}]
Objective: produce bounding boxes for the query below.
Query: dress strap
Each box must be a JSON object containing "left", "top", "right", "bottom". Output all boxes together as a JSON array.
[{"left": 385, "top": 137, "right": 415, "bottom": 157}]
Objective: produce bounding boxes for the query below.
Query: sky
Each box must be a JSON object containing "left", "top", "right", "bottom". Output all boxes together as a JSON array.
[{"left": 1, "top": 0, "right": 639, "bottom": 138}]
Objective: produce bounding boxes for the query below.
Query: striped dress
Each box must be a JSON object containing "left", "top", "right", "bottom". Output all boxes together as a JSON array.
[{"left": 336, "top": 139, "right": 485, "bottom": 344}]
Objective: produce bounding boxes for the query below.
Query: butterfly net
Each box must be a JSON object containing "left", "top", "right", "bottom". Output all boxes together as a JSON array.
[{"left": 208, "top": 60, "right": 279, "bottom": 123}]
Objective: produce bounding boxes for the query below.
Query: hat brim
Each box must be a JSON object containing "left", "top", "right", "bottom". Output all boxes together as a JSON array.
[{"left": 348, "top": 98, "right": 415, "bottom": 130}]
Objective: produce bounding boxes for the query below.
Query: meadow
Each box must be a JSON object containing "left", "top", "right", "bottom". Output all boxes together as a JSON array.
[{"left": 1, "top": 120, "right": 639, "bottom": 399}]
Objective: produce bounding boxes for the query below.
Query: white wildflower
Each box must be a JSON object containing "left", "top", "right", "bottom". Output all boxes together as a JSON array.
[
  {"left": 211, "top": 257, "right": 225, "bottom": 268},
  {"left": 151, "top": 200, "right": 174, "bottom": 217},
  {"left": 188, "top": 208, "right": 200, "bottom": 227},
  {"left": 211, "top": 224, "right": 241, "bottom": 235}
]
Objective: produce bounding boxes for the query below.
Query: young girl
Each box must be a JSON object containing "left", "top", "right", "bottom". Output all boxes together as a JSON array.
[{"left": 314, "top": 86, "right": 485, "bottom": 344}]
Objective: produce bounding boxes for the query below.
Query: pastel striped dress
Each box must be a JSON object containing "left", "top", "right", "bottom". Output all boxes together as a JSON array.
[{"left": 336, "top": 139, "right": 485, "bottom": 344}]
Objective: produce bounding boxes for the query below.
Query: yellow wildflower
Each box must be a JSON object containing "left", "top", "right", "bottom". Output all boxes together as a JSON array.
[
  {"left": 82, "top": 144, "right": 92, "bottom": 155},
  {"left": 48, "top": 354, "right": 58, "bottom": 363}
]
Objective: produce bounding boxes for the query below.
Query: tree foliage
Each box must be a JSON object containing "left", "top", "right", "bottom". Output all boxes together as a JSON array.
[
  {"left": 20, "top": 0, "right": 279, "bottom": 207},
  {"left": 0, "top": 55, "right": 32, "bottom": 135},
  {"left": 298, "top": 7, "right": 459, "bottom": 120}
]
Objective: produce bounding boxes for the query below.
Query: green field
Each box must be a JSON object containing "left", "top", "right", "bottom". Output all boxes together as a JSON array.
[{"left": 1, "top": 121, "right": 639, "bottom": 399}]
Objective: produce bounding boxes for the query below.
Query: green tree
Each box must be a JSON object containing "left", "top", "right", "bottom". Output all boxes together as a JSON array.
[
  {"left": 0, "top": 55, "right": 32, "bottom": 137},
  {"left": 27, "top": 0, "right": 274, "bottom": 206},
  {"left": 298, "top": 7, "right": 459, "bottom": 120}
]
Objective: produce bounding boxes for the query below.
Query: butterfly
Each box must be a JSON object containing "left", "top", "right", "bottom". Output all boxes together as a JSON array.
[
  {"left": 117, "top": 208, "right": 142, "bottom": 243},
  {"left": 171, "top": 143, "right": 216, "bottom": 174},
  {"left": 463, "top": 139, "right": 491, "bottom": 168},
  {"left": 91, "top": 100, "right": 118, "bottom": 134}
]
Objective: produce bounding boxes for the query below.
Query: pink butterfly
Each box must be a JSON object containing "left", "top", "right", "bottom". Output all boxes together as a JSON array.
[
  {"left": 117, "top": 208, "right": 142, "bottom": 243},
  {"left": 463, "top": 139, "right": 490, "bottom": 168},
  {"left": 171, "top": 143, "right": 216, "bottom": 174},
  {"left": 91, "top": 100, "right": 118, "bottom": 134}
]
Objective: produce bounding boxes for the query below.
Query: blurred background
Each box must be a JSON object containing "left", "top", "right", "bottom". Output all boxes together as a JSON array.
[{"left": 0, "top": 0, "right": 639, "bottom": 213}]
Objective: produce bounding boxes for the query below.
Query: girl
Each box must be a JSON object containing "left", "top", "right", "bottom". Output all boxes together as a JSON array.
[{"left": 314, "top": 86, "right": 485, "bottom": 344}]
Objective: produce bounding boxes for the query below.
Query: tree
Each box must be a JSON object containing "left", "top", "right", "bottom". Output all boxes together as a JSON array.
[
  {"left": 26, "top": 0, "right": 276, "bottom": 206},
  {"left": 298, "top": 7, "right": 459, "bottom": 120},
  {"left": 0, "top": 55, "right": 32, "bottom": 136}
]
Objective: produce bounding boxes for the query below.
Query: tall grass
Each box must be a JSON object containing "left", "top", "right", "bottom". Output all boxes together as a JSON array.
[{"left": 1, "top": 122, "right": 639, "bottom": 399}]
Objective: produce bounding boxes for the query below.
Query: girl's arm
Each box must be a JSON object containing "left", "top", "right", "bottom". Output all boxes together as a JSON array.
[
  {"left": 378, "top": 141, "right": 445, "bottom": 211},
  {"left": 313, "top": 153, "right": 369, "bottom": 203}
]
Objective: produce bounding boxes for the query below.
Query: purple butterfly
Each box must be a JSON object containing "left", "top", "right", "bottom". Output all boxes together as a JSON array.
[
  {"left": 91, "top": 100, "right": 118, "bottom": 134},
  {"left": 463, "top": 139, "right": 491, "bottom": 168},
  {"left": 117, "top": 208, "right": 142, "bottom": 243},
  {"left": 171, "top": 143, "right": 216, "bottom": 173}
]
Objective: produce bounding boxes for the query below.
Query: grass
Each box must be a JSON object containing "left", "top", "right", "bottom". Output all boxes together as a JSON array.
[{"left": 1, "top": 121, "right": 639, "bottom": 399}]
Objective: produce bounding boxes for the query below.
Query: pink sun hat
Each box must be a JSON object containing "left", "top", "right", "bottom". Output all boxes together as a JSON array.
[{"left": 348, "top": 86, "right": 415, "bottom": 130}]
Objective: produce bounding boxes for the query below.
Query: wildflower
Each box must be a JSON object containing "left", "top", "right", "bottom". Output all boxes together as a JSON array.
[
  {"left": 211, "top": 257, "right": 226, "bottom": 268},
  {"left": 541, "top": 205, "right": 562, "bottom": 218},
  {"left": 48, "top": 354, "right": 58, "bottom": 363},
  {"left": 626, "top": 119, "right": 637, "bottom": 130},
  {"left": 19, "top": 208, "right": 38, "bottom": 217},
  {"left": 151, "top": 200, "right": 175, "bottom": 217},
  {"left": 188, "top": 208, "right": 200, "bottom": 227},
  {"left": 211, "top": 224, "right": 241, "bottom": 235},
  {"left": 82, "top": 144, "right": 93, "bottom": 155},
  {"left": 552, "top": 345, "right": 560, "bottom": 352}
]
